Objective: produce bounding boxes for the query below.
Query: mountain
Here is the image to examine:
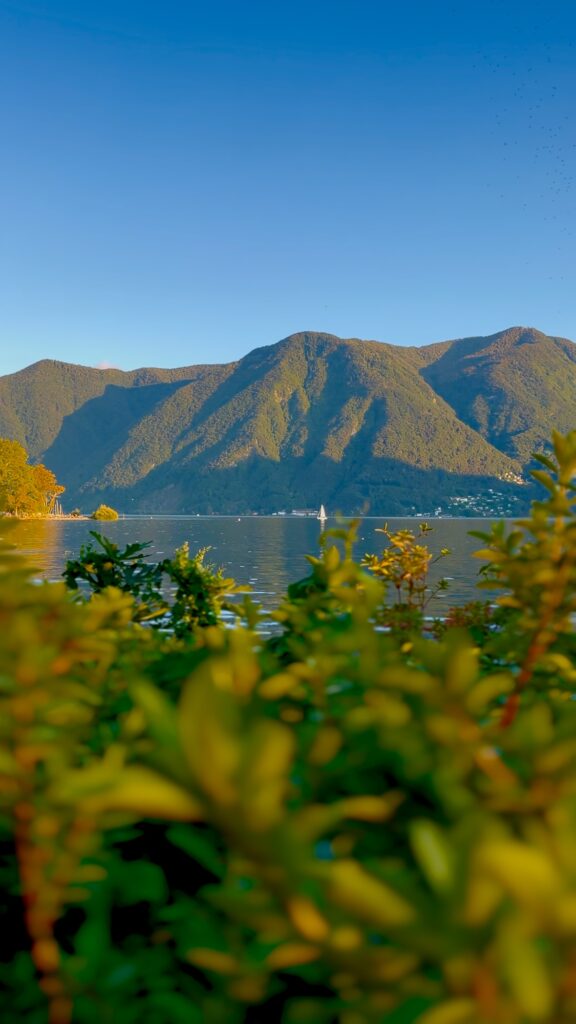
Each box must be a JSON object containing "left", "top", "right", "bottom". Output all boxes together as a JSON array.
[
  {"left": 0, "top": 326, "right": 572, "bottom": 515},
  {"left": 419, "top": 327, "right": 576, "bottom": 463}
]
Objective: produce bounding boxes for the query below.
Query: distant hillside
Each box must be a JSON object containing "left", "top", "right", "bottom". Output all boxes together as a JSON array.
[
  {"left": 0, "top": 359, "right": 223, "bottom": 459},
  {"left": 419, "top": 327, "right": 576, "bottom": 463},
  {"left": 0, "top": 326, "right": 572, "bottom": 515}
]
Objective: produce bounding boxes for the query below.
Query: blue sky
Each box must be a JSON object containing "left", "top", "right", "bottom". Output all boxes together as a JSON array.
[{"left": 0, "top": 0, "right": 574, "bottom": 374}]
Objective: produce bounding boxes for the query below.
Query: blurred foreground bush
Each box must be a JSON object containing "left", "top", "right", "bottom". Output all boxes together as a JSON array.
[{"left": 3, "top": 431, "right": 576, "bottom": 1023}]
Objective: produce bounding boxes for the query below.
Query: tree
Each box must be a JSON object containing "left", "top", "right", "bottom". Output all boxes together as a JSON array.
[
  {"left": 91, "top": 504, "right": 119, "bottom": 521},
  {"left": 0, "top": 438, "right": 31, "bottom": 515},
  {"left": 0, "top": 437, "right": 65, "bottom": 516},
  {"left": 30, "top": 463, "right": 65, "bottom": 514}
]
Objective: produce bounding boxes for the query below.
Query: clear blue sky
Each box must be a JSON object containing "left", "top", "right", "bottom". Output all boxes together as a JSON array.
[{"left": 0, "top": 0, "right": 574, "bottom": 374}]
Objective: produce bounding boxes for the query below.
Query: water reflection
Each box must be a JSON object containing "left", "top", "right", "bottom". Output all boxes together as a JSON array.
[
  {"left": 0, "top": 516, "right": 497, "bottom": 608},
  {"left": 0, "top": 518, "right": 66, "bottom": 578}
]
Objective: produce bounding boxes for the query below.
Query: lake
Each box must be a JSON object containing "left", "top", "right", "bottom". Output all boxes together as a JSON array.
[{"left": 0, "top": 515, "right": 503, "bottom": 611}]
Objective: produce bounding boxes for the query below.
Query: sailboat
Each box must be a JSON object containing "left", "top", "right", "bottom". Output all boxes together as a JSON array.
[{"left": 317, "top": 504, "right": 327, "bottom": 522}]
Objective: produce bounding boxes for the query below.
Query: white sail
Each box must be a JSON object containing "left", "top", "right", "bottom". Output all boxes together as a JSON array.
[{"left": 318, "top": 504, "right": 327, "bottom": 520}]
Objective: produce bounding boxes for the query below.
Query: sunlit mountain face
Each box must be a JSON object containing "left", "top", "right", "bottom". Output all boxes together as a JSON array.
[{"left": 0, "top": 327, "right": 571, "bottom": 515}]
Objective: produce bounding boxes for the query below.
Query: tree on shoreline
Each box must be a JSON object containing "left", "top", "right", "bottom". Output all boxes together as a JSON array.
[
  {"left": 91, "top": 503, "right": 119, "bottom": 520},
  {"left": 0, "top": 437, "right": 65, "bottom": 516}
]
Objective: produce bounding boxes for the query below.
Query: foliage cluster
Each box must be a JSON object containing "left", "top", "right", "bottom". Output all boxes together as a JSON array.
[
  {"left": 90, "top": 504, "right": 119, "bottom": 521},
  {"left": 3, "top": 432, "right": 576, "bottom": 1022},
  {"left": 0, "top": 437, "right": 65, "bottom": 517},
  {"left": 63, "top": 531, "right": 246, "bottom": 636},
  {"left": 361, "top": 522, "right": 451, "bottom": 630}
]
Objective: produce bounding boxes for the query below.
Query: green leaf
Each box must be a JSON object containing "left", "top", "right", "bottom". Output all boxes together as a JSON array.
[
  {"left": 530, "top": 469, "right": 556, "bottom": 493},
  {"left": 167, "top": 824, "right": 224, "bottom": 878},
  {"left": 532, "top": 452, "right": 557, "bottom": 471},
  {"left": 114, "top": 860, "right": 167, "bottom": 905},
  {"left": 146, "top": 992, "right": 203, "bottom": 1023}
]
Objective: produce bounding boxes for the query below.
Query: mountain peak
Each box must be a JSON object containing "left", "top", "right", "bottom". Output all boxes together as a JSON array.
[{"left": 0, "top": 325, "right": 574, "bottom": 516}]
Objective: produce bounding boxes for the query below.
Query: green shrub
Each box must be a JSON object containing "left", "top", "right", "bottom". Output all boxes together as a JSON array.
[
  {"left": 91, "top": 504, "right": 119, "bottom": 520},
  {"left": 63, "top": 532, "right": 246, "bottom": 633},
  {"left": 2, "top": 431, "right": 576, "bottom": 1022}
]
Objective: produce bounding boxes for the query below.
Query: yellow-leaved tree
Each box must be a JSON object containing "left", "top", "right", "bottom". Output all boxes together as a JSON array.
[{"left": 0, "top": 437, "right": 65, "bottom": 516}]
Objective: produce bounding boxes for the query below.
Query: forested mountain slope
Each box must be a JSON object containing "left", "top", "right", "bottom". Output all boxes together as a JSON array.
[
  {"left": 0, "top": 359, "right": 224, "bottom": 459},
  {"left": 419, "top": 327, "right": 576, "bottom": 463},
  {"left": 0, "top": 326, "right": 572, "bottom": 514}
]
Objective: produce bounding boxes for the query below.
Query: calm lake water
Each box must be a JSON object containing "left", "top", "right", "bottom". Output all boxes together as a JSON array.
[{"left": 1, "top": 515, "right": 502, "bottom": 611}]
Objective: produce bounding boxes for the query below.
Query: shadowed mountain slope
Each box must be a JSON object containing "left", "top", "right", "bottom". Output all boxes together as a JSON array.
[
  {"left": 0, "top": 326, "right": 573, "bottom": 514},
  {"left": 0, "top": 359, "right": 219, "bottom": 460}
]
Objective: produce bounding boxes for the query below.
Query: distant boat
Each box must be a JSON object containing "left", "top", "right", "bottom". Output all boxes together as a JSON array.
[{"left": 318, "top": 504, "right": 327, "bottom": 522}]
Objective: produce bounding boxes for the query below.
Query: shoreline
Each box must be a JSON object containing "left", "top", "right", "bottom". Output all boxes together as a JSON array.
[{"left": 0, "top": 514, "right": 91, "bottom": 522}]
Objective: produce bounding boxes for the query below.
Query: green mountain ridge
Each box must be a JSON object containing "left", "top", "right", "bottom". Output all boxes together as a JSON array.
[
  {"left": 420, "top": 327, "right": 576, "bottom": 463},
  {"left": 0, "top": 326, "right": 572, "bottom": 514}
]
